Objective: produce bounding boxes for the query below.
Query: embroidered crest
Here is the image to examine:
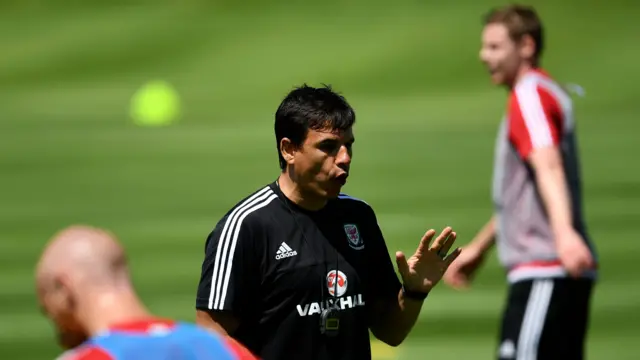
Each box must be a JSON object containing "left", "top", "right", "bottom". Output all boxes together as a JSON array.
[{"left": 344, "top": 224, "right": 364, "bottom": 250}]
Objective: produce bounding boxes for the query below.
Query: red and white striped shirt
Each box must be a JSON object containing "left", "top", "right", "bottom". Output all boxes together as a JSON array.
[{"left": 491, "top": 68, "right": 597, "bottom": 283}]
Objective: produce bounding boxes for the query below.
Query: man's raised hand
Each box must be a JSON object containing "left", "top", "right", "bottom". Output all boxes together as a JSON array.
[{"left": 396, "top": 227, "right": 462, "bottom": 294}]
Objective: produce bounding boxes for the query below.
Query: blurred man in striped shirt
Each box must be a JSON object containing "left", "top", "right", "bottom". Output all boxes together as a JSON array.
[{"left": 444, "top": 5, "right": 597, "bottom": 360}]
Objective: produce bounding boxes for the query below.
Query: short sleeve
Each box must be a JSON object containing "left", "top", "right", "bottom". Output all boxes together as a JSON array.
[
  {"left": 362, "top": 206, "right": 402, "bottom": 300},
  {"left": 509, "top": 82, "right": 563, "bottom": 159},
  {"left": 57, "top": 346, "right": 113, "bottom": 360},
  {"left": 195, "top": 212, "right": 262, "bottom": 313},
  {"left": 223, "top": 337, "right": 260, "bottom": 360}
]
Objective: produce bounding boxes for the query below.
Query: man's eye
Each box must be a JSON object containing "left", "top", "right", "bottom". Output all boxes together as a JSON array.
[{"left": 320, "top": 142, "right": 338, "bottom": 152}]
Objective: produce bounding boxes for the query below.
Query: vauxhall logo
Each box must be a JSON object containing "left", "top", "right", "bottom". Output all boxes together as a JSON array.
[
  {"left": 296, "top": 294, "right": 366, "bottom": 317},
  {"left": 296, "top": 270, "right": 365, "bottom": 317}
]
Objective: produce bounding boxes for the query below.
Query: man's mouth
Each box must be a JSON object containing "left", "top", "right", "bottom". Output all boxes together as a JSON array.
[{"left": 335, "top": 173, "right": 349, "bottom": 185}]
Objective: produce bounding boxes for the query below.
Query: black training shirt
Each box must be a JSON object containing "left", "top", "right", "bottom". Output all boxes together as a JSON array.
[{"left": 195, "top": 181, "right": 402, "bottom": 360}]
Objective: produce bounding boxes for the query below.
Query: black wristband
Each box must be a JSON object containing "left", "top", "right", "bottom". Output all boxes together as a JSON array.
[{"left": 402, "top": 285, "right": 429, "bottom": 300}]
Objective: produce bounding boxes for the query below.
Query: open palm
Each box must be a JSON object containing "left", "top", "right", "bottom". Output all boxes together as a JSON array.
[{"left": 396, "top": 227, "right": 462, "bottom": 293}]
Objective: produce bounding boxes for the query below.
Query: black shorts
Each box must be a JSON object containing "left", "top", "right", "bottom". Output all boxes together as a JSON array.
[{"left": 497, "top": 278, "right": 594, "bottom": 360}]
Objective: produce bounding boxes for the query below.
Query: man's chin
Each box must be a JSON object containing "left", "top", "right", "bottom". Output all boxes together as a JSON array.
[
  {"left": 58, "top": 331, "right": 87, "bottom": 349},
  {"left": 326, "top": 191, "right": 340, "bottom": 199},
  {"left": 311, "top": 181, "right": 344, "bottom": 200},
  {"left": 324, "top": 185, "right": 343, "bottom": 199},
  {"left": 490, "top": 73, "right": 504, "bottom": 85}
]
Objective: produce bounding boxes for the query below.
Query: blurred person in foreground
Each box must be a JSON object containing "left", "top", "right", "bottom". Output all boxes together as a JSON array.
[
  {"left": 195, "top": 84, "right": 461, "bottom": 360},
  {"left": 36, "top": 225, "right": 258, "bottom": 360},
  {"left": 444, "top": 4, "right": 597, "bottom": 360}
]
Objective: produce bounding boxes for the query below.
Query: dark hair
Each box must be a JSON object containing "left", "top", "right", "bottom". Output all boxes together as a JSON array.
[
  {"left": 274, "top": 84, "right": 356, "bottom": 170},
  {"left": 484, "top": 4, "right": 544, "bottom": 64}
]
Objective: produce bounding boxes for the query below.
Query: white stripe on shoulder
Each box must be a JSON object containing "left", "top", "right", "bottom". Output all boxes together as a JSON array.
[
  {"left": 218, "top": 191, "right": 278, "bottom": 309},
  {"left": 208, "top": 186, "right": 275, "bottom": 309},
  {"left": 515, "top": 76, "right": 554, "bottom": 149},
  {"left": 337, "top": 194, "right": 368, "bottom": 205},
  {"left": 536, "top": 76, "right": 574, "bottom": 132}
]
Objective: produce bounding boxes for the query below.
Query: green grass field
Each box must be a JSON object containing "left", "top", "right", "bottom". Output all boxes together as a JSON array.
[{"left": 1, "top": 1, "right": 639, "bottom": 359}]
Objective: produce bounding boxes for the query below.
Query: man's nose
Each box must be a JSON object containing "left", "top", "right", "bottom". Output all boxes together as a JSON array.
[
  {"left": 336, "top": 145, "right": 352, "bottom": 167},
  {"left": 479, "top": 47, "right": 489, "bottom": 63}
]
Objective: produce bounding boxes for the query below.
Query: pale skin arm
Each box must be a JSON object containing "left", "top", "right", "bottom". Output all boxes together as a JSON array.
[
  {"left": 529, "top": 147, "right": 573, "bottom": 235},
  {"left": 443, "top": 217, "right": 495, "bottom": 289},
  {"left": 529, "top": 147, "right": 594, "bottom": 276},
  {"left": 469, "top": 215, "right": 497, "bottom": 253}
]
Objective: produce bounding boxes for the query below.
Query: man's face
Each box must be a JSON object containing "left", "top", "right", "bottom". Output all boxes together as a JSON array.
[
  {"left": 480, "top": 23, "right": 522, "bottom": 86},
  {"left": 38, "top": 280, "right": 87, "bottom": 349},
  {"left": 292, "top": 127, "right": 354, "bottom": 200}
]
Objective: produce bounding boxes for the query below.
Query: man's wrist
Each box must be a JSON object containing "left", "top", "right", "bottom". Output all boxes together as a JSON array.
[
  {"left": 552, "top": 224, "right": 574, "bottom": 240},
  {"left": 401, "top": 285, "right": 429, "bottom": 301},
  {"left": 466, "top": 242, "right": 486, "bottom": 257}
]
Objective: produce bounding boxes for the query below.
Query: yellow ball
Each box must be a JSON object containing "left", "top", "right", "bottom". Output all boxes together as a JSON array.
[{"left": 130, "top": 80, "right": 180, "bottom": 126}]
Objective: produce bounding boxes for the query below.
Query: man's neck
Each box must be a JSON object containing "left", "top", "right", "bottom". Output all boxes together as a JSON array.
[
  {"left": 508, "top": 63, "right": 535, "bottom": 90},
  {"left": 81, "top": 288, "right": 152, "bottom": 336},
  {"left": 277, "top": 172, "right": 327, "bottom": 211}
]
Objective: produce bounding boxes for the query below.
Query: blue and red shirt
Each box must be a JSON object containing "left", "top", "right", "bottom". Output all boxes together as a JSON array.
[{"left": 56, "top": 318, "right": 258, "bottom": 360}]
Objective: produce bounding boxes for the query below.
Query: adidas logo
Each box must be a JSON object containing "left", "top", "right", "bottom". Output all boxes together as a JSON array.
[{"left": 275, "top": 242, "right": 297, "bottom": 260}]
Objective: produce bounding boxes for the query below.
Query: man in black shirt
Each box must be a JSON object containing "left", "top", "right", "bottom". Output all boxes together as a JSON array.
[{"left": 195, "top": 84, "right": 462, "bottom": 360}]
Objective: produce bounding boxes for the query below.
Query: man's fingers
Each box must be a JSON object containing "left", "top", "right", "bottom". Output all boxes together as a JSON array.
[
  {"left": 569, "top": 261, "right": 587, "bottom": 278},
  {"left": 569, "top": 253, "right": 594, "bottom": 278},
  {"left": 416, "top": 229, "right": 436, "bottom": 254},
  {"left": 444, "top": 248, "right": 462, "bottom": 266},
  {"left": 444, "top": 271, "right": 469, "bottom": 290},
  {"left": 450, "top": 277, "right": 470, "bottom": 290},
  {"left": 562, "top": 259, "right": 579, "bottom": 278},
  {"left": 578, "top": 254, "right": 594, "bottom": 277},
  {"left": 428, "top": 227, "right": 453, "bottom": 254},
  {"left": 395, "top": 251, "right": 410, "bottom": 278},
  {"left": 584, "top": 252, "right": 595, "bottom": 269},
  {"left": 437, "top": 231, "right": 457, "bottom": 258},
  {"left": 569, "top": 266, "right": 582, "bottom": 278}
]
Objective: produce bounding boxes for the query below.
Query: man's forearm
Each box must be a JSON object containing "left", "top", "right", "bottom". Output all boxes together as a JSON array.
[
  {"left": 470, "top": 215, "right": 496, "bottom": 252},
  {"left": 395, "top": 289, "right": 425, "bottom": 335},
  {"left": 532, "top": 152, "right": 574, "bottom": 235},
  {"left": 373, "top": 289, "right": 425, "bottom": 347}
]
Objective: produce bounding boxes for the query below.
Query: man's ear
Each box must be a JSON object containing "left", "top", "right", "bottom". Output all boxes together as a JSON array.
[
  {"left": 519, "top": 34, "right": 536, "bottom": 62},
  {"left": 279, "top": 138, "right": 297, "bottom": 166},
  {"left": 51, "top": 274, "right": 75, "bottom": 313}
]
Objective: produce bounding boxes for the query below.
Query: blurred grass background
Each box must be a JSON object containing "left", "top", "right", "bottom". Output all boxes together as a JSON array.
[{"left": 1, "top": 0, "right": 639, "bottom": 359}]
